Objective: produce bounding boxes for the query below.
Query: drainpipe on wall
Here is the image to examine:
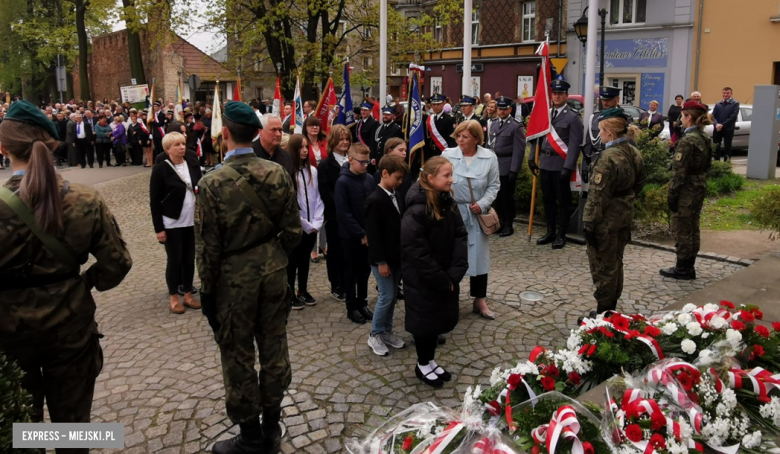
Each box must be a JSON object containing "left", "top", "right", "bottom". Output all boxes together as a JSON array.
[{"left": 694, "top": 0, "right": 704, "bottom": 90}]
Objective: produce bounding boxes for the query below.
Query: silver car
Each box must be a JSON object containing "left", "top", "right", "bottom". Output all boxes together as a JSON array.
[{"left": 659, "top": 104, "right": 752, "bottom": 148}]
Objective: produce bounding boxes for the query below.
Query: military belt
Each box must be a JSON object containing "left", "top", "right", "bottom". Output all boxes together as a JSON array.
[
  {"left": 543, "top": 149, "right": 559, "bottom": 157},
  {"left": 221, "top": 230, "right": 281, "bottom": 259},
  {"left": 0, "top": 271, "right": 80, "bottom": 290}
]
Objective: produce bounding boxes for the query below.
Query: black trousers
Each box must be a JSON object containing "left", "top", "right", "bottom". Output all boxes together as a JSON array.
[
  {"left": 113, "top": 143, "right": 127, "bottom": 165},
  {"left": 75, "top": 138, "right": 93, "bottom": 168},
  {"left": 153, "top": 138, "right": 164, "bottom": 157},
  {"left": 540, "top": 169, "right": 572, "bottom": 233},
  {"left": 287, "top": 231, "right": 318, "bottom": 293},
  {"left": 470, "top": 274, "right": 488, "bottom": 298},
  {"left": 95, "top": 142, "right": 111, "bottom": 166},
  {"left": 324, "top": 219, "right": 345, "bottom": 293},
  {"left": 130, "top": 144, "right": 144, "bottom": 165},
  {"left": 163, "top": 226, "right": 195, "bottom": 295},
  {"left": 713, "top": 128, "right": 734, "bottom": 161},
  {"left": 496, "top": 174, "right": 516, "bottom": 231},
  {"left": 415, "top": 336, "right": 438, "bottom": 364},
  {"left": 342, "top": 238, "right": 370, "bottom": 311}
]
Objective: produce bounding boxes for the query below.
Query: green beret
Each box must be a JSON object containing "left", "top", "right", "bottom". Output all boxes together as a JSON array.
[
  {"left": 5, "top": 100, "right": 59, "bottom": 140},
  {"left": 598, "top": 107, "right": 632, "bottom": 123},
  {"left": 223, "top": 101, "right": 262, "bottom": 129}
]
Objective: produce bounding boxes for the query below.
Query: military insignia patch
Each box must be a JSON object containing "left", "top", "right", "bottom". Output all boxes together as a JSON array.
[
  {"left": 675, "top": 152, "right": 682, "bottom": 161},
  {"left": 594, "top": 173, "right": 602, "bottom": 184}
]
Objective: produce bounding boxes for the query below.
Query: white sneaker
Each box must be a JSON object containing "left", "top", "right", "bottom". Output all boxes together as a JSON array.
[
  {"left": 368, "top": 334, "right": 389, "bottom": 356},
  {"left": 380, "top": 332, "right": 406, "bottom": 349}
]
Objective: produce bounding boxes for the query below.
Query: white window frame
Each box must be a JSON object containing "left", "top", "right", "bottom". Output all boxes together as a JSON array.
[
  {"left": 609, "top": 0, "right": 647, "bottom": 25},
  {"left": 363, "top": 57, "right": 373, "bottom": 68},
  {"left": 521, "top": 2, "right": 536, "bottom": 42},
  {"left": 472, "top": 7, "right": 480, "bottom": 45},
  {"left": 434, "top": 22, "right": 443, "bottom": 42}
]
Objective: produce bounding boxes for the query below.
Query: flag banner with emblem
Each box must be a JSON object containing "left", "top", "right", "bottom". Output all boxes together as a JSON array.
[
  {"left": 526, "top": 42, "right": 552, "bottom": 141},
  {"left": 293, "top": 75, "right": 304, "bottom": 134},
  {"left": 211, "top": 84, "right": 223, "bottom": 147},
  {"left": 174, "top": 80, "right": 183, "bottom": 121},
  {"left": 337, "top": 62, "right": 355, "bottom": 128},
  {"left": 272, "top": 77, "right": 281, "bottom": 117},
  {"left": 406, "top": 68, "right": 425, "bottom": 165},
  {"left": 314, "top": 78, "right": 337, "bottom": 135},
  {"left": 233, "top": 77, "right": 242, "bottom": 102}
]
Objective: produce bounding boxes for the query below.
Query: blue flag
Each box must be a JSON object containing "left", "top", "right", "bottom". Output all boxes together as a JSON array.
[
  {"left": 407, "top": 71, "right": 425, "bottom": 164},
  {"left": 337, "top": 62, "right": 355, "bottom": 127}
]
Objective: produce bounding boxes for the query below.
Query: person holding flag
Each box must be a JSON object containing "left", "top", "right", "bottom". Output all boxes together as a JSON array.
[
  {"left": 404, "top": 66, "right": 427, "bottom": 182},
  {"left": 425, "top": 94, "right": 456, "bottom": 161},
  {"left": 528, "top": 77, "right": 583, "bottom": 249}
]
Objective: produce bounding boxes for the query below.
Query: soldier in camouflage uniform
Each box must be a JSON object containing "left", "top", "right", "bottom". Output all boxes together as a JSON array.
[
  {"left": 660, "top": 101, "right": 712, "bottom": 280},
  {"left": 196, "top": 102, "right": 302, "bottom": 454},
  {"left": 0, "top": 100, "right": 132, "bottom": 453},
  {"left": 580, "top": 107, "right": 646, "bottom": 322}
]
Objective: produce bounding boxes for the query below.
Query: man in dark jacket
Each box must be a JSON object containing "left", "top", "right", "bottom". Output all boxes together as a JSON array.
[
  {"left": 711, "top": 87, "right": 739, "bottom": 162},
  {"left": 334, "top": 144, "right": 375, "bottom": 324},
  {"left": 317, "top": 139, "right": 349, "bottom": 301},
  {"left": 425, "top": 93, "right": 456, "bottom": 159},
  {"left": 372, "top": 106, "right": 404, "bottom": 169},
  {"left": 354, "top": 102, "right": 379, "bottom": 154},
  {"left": 252, "top": 114, "right": 295, "bottom": 182},
  {"left": 489, "top": 96, "right": 526, "bottom": 237}
]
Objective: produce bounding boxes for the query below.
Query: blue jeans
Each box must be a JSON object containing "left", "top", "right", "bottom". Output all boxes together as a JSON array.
[{"left": 371, "top": 265, "right": 401, "bottom": 336}]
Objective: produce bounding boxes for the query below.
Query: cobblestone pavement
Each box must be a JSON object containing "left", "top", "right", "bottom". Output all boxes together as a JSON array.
[{"left": 87, "top": 171, "right": 742, "bottom": 453}]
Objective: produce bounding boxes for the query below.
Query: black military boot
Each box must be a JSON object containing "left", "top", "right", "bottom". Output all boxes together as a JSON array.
[
  {"left": 262, "top": 407, "right": 283, "bottom": 454},
  {"left": 499, "top": 224, "right": 515, "bottom": 237},
  {"left": 212, "top": 419, "right": 264, "bottom": 454},
  {"left": 659, "top": 259, "right": 696, "bottom": 280},
  {"left": 551, "top": 232, "right": 566, "bottom": 249}
]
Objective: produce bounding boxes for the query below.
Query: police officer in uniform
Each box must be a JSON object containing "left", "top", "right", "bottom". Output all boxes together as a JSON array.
[
  {"left": 580, "top": 107, "right": 645, "bottom": 322},
  {"left": 0, "top": 101, "right": 132, "bottom": 448},
  {"left": 355, "top": 101, "right": 379, "bottom": 153},
  {"left": 197, "top": 102, "right": 302, "bottom": 454},
  {"left": 660, "top": 101, "right": 712, "bottom": 280},
  {"left": 489, "top": 96, "right": 526, "bottom": 237},
  {"left": 582, "top": 87, "right": 622, "bottom": 181},
  {"left": 373, "top": 105, "right": 404, "bottom": 167},
  {"left": 425, "top": 93, "right": 456, "bottom": 159},
  {"left": 528, "top": 78, "right": 583, "bottom": 249},
  {"left": 454, "top": 95, "right": 484, "bottom": 126}
]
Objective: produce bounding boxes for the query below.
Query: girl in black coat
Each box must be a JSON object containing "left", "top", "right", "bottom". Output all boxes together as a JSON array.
[{"left": 401, "top": 156, "right": 469, "bottom": 388}]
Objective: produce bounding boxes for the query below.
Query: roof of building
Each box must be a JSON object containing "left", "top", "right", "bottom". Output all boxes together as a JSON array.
[{"left": 170, "top": 34, "right": 231, "bottom": 81}]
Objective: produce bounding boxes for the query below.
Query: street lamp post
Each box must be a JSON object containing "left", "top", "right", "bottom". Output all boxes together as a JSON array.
[{"left": 573, "top": 7, "right": 608, "bottom": 110}]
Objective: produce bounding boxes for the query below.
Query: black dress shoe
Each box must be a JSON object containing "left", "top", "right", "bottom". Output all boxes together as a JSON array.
[
  {"left": 498, "top": 227, "right": 514, "bottom": 237},
  {"left": 536, "top": 231, "right": 556, "bottom": 245},
  {"left": 431, "top": 363, "right": 452, "bottom": 381},
  {"left": 437, "top": 334, "right": 446, "bottom": 345},
  {"left": 415, "top": 365, "right": 444, "bottom": 388},
  {"left": 396, "top": 286, "right": 404, "bottom": 300},
  {"left": 659, "top": 266, "right": 696, "bottom": 280},
  {"left": 347, "top": 309, "right": 366, "bottom": 324},
  {"left": 359, "top": 306, "right": 374, "bottom": 320},
  {"left": 551, "top": 234, "right": 566, "bottom": 249}
]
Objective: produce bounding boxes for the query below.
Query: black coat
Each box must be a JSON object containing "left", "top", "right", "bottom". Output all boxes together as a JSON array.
[
  {"left": 425, "top": 112, "right": 456, "bottom": 157},
  {"left": 149, "top": 157, "right": 203, "bottom": 233},
  {"left": 364, "top": 185, "right": 403, "bottom": 268},
  {"left": 334, "top": 164, "right": 375, "bottom": 240},
  {"left": 317, "top": 153, "right": 344, "bottom": 221},
  {"left": 252, "top": 141, "right": 296, "bottom": 184},
  {"left": 372, "top": 121, "right": 404, "bottom": 163},
  {"left": 354, "top": 117, "right": 379, "bottom": 152},
  {"left": 401, "top": 182, "right": 468, "bottom": 337}
]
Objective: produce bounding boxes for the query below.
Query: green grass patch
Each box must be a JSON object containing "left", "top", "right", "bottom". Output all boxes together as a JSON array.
[{"left": 701, "top": 179, "right": 779, "bottom": 230}]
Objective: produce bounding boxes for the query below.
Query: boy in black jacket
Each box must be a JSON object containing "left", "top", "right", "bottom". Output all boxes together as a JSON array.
[
  {"left": 335, "top": 144, "right": 375, "bottom": 324},
  {"left": 365, "top": 156, "right": 409, "bottom": 355}
]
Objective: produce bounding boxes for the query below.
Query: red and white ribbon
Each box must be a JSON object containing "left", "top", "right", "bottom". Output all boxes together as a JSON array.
[
  {"left": 691, "top": 306, "right": 732, "bottom": 329},
  {"left": 546, "top": 405, "right": 583, "bottom": 454},
  {"left": 427, "top": 116, "right": 447, "bottom": 152},
  {"left": 421, "top": 421, "right": 464, "bottom": 454}
]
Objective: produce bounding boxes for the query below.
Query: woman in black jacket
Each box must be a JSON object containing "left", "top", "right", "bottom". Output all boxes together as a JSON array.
[
  {"left": 149, "top": 131, "right": 203, "bottom": 314},
  {"left": 667, "top": 95, "right": 684, "bottom": 146},
  {"left": 401, "top": 156, "right": 468, "bottom": 388}
]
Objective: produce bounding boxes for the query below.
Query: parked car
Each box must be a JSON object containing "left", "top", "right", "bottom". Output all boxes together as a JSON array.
[
  {"left": 621, "top": 105, "right": 649, "bottom": 123},
  {"left": 659, "top": 104, "right": 752, "bottom": 149}
]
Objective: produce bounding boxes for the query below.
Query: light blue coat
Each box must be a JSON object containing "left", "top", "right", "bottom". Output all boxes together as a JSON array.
[{"left": 442, "top": 145, "right": 500, "bottom": 277}]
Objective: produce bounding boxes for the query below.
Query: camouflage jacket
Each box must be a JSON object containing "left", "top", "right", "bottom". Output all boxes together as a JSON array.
[
  {"left": 195, "top": 154, "right": 302, "bottom": 298},
  {"left": 0, "top": 176, "right": 132, "bottom": 342},
  {"left": 669, "top": 128, "right": 711, "bottom": 205},
  {"left": 584, "top": 140, "right": 647, "bottom": 232}
]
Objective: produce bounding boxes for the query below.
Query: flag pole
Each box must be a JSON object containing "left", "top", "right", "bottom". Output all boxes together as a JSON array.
[{"left": 528, "top": 143, "right": 541, "bottom": 242}]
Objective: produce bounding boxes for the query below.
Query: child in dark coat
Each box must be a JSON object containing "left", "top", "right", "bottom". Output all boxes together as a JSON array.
[{"left": 401, "top": 156, "right": 469, "bottom": 388}]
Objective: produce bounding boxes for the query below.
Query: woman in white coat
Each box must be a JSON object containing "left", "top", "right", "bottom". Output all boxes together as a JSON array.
[{"left": 442, "top": 120, "right": 501, "bottom": 320}]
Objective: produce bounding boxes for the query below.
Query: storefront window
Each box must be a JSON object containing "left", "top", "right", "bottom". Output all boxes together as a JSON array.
[{"left": 610, "top": 0, "right": 646, "bottom": 25}]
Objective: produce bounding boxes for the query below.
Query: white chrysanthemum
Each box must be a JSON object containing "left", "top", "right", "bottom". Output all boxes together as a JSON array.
[
  {"left": 720, "top": 388, "right": 737, "bottom": 410},
  {"left": 677, "top": 313, "right": 693, "bottom": 325},
  {"left": 709, "top": 316, "right": 727, "bottom": 330},
  {"left": 681, "top": 339, "right": 697, "bottom": 354},
  {"left": 662, "top": 323, "right": 678, "bottom": 335},
  {"left": 760, "top": 396, "right": 780, "bottom": 427},
  {"left": 682, "top": 303, "right": 697, "bottom": 313},
  {"left": 703, "top": 303, "right": 719, "bottom": 312},
  {"left": 686, "top": 321, "right": 703, "bottom": 336},
  {"left": 726, "top": 329, "right": 742, "bottom": 348},
  {"left": 742, "top": 431, "right": 762, "bottom": 449},
  {"left": 701, "top": 332, "right": 710, "bottom": 339},
  {"left": 567, "top": 331, "right": 583, "bottom": 350},
  {"left": 666, "top": 439, "right": 688, "bottom": 454}
]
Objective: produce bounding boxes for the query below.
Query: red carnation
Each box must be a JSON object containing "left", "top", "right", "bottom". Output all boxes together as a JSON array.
[
  {"left": 587, "top": 344, "right": 597, "bottom": 356},
  {"left": 487, "top": 400, "right": 501, "bottom": 416},
  {"left": 720, "top": 300, "right": 735, "bottom": 309},
  {"left": 754, "top": 310, "right": 764, "bottom": 320},
  {"left": 649, "top": 433, "right": 666, "bottom": 450},
  {"left": 599, "top": 326, "right": 615, "bottom": 338},
  {"left": 612, "top": 315, "right": 630, "bottom": 331},
  {"left": 402, "top": 435, "right": 414, "bottom": 451},
  {"left": 731, "top": 320, "right": 746, "bottom": 331},
  {"left": 582, "top": 442, "right": 594, "bottom": 454},
  {"left": 625, "top": 424, "right": 643, "bottom": 442},
  {"left": 755, "top": 325, "right": 770, "bottom": 338},
  {"left": 545, "top": 364, "right": 560, "bottom": 377},
  {"left": 740, "top": 310, "right": 755, "bottom": 323},
  {"left": 644, "top": 325, "right": 662, "bottom": 337},
  {"left": 624, "top": 330, "right": 640, "bottom": 340},
  {"left": 531, "top": 446, "right": 540, "bottom": 454},
  {"left": 753, "top": 344, "right": 765, "bottom": 357},
  {"left": 677, "top": 371, "right": 693, "bottom": 392},
  {"left": 507, "top": 373, "right": 523, "bottom": 389},
  {"left": 651, "top": 410, "right": 666, "bottom": 431},
  {"left": 772, "top": 322, "right": 780, "bottom": 332},
  {"left": 578, "top": 345, "right": 589, "bottom": 355},
  {"left": 568, "top": 372, "right": 582, "bottom": 385},
  {"left": 540, "top": 376, "right": 556, "bottom": 391}
]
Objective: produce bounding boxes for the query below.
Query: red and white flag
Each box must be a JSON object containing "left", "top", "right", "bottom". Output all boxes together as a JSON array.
[
  {"left": 272, "top": 77, "right": 281, "bottom": 116},
  {"left": 314, "top": 78, "right": 338, "bottom": 135}
]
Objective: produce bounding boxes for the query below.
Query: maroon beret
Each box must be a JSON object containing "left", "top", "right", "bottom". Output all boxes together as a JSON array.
[{"left": 682, "top": 101, "right": 707, "bottom": 111}]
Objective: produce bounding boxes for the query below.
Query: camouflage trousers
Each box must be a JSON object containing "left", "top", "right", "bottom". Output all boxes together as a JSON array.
[
  {"left": 586, "top": 227, "right": 631, "bottom": 311},
  {"left": 1, "top": 323, "right": 103, "bottom": 454},
  {"left": 672, "top": 203, "right": 703, "bottom": 263},
  {"left": 216, "top": 268, "right": 292, "bottom": 424}
]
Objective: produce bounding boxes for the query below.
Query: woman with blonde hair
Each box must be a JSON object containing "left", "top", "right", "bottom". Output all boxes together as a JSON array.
[
  {"left": 579, "top": 108, "right": 646, "bottom": 323},
  {"left": 442, "top": 120, "right": 500, "bottom": 320},
  {"left": 401, "top": 156, "right": 468, "bottom": 387}
]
